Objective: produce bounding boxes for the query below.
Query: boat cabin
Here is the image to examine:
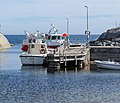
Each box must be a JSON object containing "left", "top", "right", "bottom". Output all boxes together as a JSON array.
[
  {"left": 27, "top": 39, "right": 47, "bottom": 54},
  {"left": 45, "top": 33, "right": 69, "bottom": 49}
]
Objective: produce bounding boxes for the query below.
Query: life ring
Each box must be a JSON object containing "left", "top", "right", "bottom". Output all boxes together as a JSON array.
[{"left": 40, "top": 48, "right": 46, "bottom": 54}]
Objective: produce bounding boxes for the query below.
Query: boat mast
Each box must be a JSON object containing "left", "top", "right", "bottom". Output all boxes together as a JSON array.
[{"left": 48, "top": 24, "right": 58, "bottom": 34}]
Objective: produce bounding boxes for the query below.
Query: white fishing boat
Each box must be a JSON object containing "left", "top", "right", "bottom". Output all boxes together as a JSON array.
[
  {"left": 21, "top": 24, "right": 69, "bottom": 52},
  {"left": 94, "top": 60, "right": 120, "bottom": 70},
  {"left": 20, "top": 39, "right": 49, "bottom": 65}
]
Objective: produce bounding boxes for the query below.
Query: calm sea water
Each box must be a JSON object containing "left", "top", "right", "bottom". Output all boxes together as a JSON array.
[{"left": 0, "top": 35, "right": 120, "bottom": 103}]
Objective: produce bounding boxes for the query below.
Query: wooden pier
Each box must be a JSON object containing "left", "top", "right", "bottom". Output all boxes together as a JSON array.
[{"left": 46, "top": 46, "right": 90, "bottom": 70}]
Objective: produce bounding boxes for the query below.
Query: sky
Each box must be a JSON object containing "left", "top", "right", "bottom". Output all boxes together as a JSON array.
[{"left": 0, "top": 0, "right": 120, "bottom": 34}]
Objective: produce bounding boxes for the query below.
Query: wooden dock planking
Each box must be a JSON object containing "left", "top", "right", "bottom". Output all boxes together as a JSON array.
[{"left": 47, "top": 47, "right": 90, "bottom": 69}]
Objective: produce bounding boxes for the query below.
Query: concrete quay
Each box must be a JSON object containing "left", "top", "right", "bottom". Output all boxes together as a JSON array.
[{"left": 90, "top": 46, "right": 120, "bottom": 62}]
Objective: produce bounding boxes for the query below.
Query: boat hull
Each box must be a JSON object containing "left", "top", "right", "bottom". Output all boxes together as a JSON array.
[
  {"left": 95, "top": 60, "right": 120, "bottom": 70},
  {"left": 20, "top": 54, "right": 47, "bottom": 66}
]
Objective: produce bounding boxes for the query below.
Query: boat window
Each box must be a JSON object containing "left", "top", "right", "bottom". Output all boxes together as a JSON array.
[
  {"left": 58, "top": 36, "right": 60, "bottom": 40},
  {"left": 29, "top": 38, "right": 32, "bottom": 43},
  {"left": 45, "top": 34, "right": 49, "bottom": 40},
  {"left": 51, "top": 36, "right": 57, "bottom": 40},
  {"left": 31, "top": 44, "right": 35, "bottom": 48},
  {"left": 62, "top": 36, "right": 66, "bottom": 40},
  {"left": 33, "top": 39, "right": 36, "bottom": 43},
  {"left": 48, "top": 36, "right": 50, "bottom": 40},
  {"left": 41, "top": 45, "right": 45, "bottom": 48}
]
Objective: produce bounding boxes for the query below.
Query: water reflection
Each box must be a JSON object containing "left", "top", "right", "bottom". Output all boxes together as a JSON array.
[
  {"left": 47, "top": 64, "right": 120, "bottom": 74},
  {"left": 21, "top": 66, "right": 48, "bottom": 74},
  {"left": 21, "top": 65, "right": 92, "bottom": 74},
  {"left": 0, "top": 45, "right": 21, "bottom": 70}
]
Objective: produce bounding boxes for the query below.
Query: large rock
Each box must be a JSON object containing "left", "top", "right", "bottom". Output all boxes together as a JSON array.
[
  {"left": 98, "top": 27, "right": 120, "bottom": 41},
  {"left": 0, "top": 32, "right": 10, "bottom": 49},
  {"left": 90, "top": 27, "right": 120, "bottom": 46}
]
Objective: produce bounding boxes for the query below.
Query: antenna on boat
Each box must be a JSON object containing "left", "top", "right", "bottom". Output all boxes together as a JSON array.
[
  {"left": 37, "top": 30, "right": 41, "bottom": 34},
  {"left": 48, "top": 23, "right": 58, "bottom": 34},
  {"left": 24, "top": 30, "right": 30, "bottom": 39}
]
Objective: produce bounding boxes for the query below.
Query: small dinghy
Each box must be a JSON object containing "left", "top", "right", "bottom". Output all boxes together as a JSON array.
[{"left": 94, "top": 60, "right": 120, "bottom": 70}]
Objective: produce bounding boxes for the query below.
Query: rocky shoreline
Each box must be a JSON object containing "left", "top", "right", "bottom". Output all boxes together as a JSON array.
[
  {"left": 90, "top": 27, "right": 120, "bottom": 46},
  {"left": 0, "top": 32, "right": 10, "bottom": 49}
]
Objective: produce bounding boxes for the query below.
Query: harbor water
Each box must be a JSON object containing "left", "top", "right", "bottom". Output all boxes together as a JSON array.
[{"left": 0, "top": 35, "right": 120, "bottom": 103}]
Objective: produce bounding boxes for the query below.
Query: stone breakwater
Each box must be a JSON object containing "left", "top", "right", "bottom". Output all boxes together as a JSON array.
[
  {"left": 90, "top": 46, "right": 120, "bottom": 62},
  {"left": 90, "top": 27, "right": 120, "bottom": 46},
  {"left": 0, "top": 32, "right": 10, "bottom": 49}
]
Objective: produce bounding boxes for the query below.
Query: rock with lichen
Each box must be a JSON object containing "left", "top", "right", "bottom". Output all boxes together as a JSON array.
[
  {"left": 0, "top": 32, "right": 10, "bottom": 49},
  {"left": 98, "top": 27, "right": 120, "bottom": 41},
  {"left": 90, "top": 27, "right": 120, "bottom": 46}
]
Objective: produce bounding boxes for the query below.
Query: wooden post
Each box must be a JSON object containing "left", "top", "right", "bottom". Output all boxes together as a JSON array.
[
  {"left": 75, "top": 67, "right": 77, "bottom": 73},
  {"left": 59, "top": 50, "right": 60, "bottom": 63},
  {"left": 80, "top": 61, "right": 83, "bottom": 68},
  {"left": 65, "top": 67, "right": 67, "bottom": 73},
  {"left": 75, "top": 55, "right": 77, "bottom": 66},
  {"left": 65, "top": 54, "right": 67, "bottom": 67}
]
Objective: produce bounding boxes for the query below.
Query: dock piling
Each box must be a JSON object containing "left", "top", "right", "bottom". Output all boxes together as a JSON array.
[{"left": 47, "top": 47, "right": 90, "bottom": 70}]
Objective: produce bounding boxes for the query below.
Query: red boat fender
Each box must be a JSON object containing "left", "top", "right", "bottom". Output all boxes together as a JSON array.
[{"left": 21, "top": 45, "right": 28, "bottom": 52}]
